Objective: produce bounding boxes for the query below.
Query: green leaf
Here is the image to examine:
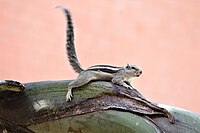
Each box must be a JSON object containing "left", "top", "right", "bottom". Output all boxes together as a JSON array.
[{"left": 0, "top": 80, "right": 200, "bottom": 133}]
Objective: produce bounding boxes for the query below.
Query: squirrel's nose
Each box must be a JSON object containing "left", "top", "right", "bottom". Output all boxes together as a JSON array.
[
  {"left": 139, "top": 70, "right": 142, "bottom": 74},
  {"left": 137, "top": 69, "right": 142, "bottom": 76}
]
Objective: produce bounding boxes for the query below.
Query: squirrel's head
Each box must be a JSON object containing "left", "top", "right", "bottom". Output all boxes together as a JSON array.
[{"left": 125, "top": 64, "right": 142, "bottom": 77}]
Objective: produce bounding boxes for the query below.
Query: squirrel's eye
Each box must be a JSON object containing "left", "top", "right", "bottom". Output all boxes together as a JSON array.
[{"left": 131, "top": 66, "right": 136, "bottom": 69}]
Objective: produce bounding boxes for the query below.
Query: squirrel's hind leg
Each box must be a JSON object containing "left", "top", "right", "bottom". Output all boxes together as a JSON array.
[
  {"left": 66, "top": 71, "right": 113, "bottom": 101},
  {"left": 66, "top": 71, "right": 97, "bottom": 101}
]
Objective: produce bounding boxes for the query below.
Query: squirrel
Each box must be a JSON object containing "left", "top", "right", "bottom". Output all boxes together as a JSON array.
[{"left": 56, "top": 6, "right": 142, "bottom": 101}]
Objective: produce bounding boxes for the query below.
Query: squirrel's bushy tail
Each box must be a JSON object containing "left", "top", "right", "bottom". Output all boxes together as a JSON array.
[{"left": 56, "top": 5, "right": 84, "bottom": 73}]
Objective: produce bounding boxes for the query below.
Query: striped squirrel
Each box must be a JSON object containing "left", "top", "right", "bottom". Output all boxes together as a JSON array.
[{"left": 57, "top": 6, "right": 142, "bottom": 101}]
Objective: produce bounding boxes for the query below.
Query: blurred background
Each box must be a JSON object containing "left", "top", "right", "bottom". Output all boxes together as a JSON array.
[{"left": 0, "top": 0, "right": 200, "bottom": 113}]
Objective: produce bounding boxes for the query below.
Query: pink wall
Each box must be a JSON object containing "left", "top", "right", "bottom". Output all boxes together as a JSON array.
[{"left": 1, "top": 1, "right": 200, "bottom": 113}]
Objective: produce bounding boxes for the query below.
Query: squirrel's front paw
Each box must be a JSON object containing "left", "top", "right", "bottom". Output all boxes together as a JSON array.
[{"left": 124, "top": 84, "right": 133, "bottom": 90}]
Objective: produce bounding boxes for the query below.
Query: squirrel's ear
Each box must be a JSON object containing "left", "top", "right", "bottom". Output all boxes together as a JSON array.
[{"left": 126, "top": 64, "right": 131, "bottom": 69}]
